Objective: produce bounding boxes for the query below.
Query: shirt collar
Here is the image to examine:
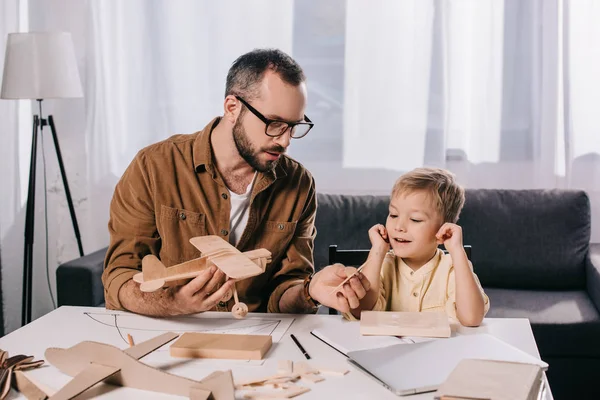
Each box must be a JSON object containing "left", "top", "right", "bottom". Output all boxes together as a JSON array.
[{"left": 398, "top": 248, "right": 444, "bottom": 278}]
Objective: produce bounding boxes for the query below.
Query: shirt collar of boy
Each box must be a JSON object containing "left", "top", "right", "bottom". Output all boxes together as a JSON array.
[{"left": 397, "top": 248, "right": 444, "bottom": 279}]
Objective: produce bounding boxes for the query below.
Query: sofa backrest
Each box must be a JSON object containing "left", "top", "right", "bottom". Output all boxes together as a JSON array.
[{"left": 314, "top": 189, "right": 591, "bottom": 290}]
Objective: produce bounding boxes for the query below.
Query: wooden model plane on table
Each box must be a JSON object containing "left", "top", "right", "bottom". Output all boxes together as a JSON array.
[
  {"left": 42, "top": 332, "right": 234, "bottom": 400},
  {"left": 133, "top": 235, "right": 271, "bottom": 319}
]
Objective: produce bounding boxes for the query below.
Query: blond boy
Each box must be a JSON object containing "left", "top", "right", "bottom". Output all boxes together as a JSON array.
[{"left": 347, "top": 167, "right": 489, "bottom": 326}]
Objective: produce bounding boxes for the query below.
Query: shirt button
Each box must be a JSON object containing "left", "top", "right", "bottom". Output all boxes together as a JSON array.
[
  {"left": 221, "top": 193, "right": 228, "bottom": 200},
  {"left": 410, "top": 271, "right": 414, "bottom": 275},
  {"left": 413, "top": 292, "right": 418, "bottom": 297},
  {"left": 278, "top": 223, "right": 285, "bottom": 230},
  {"left": 179, "top": 212, "right": 186, "bottom": 220},
  {"left": 221, "top": 229, "right": 228, "bottom": 236}
]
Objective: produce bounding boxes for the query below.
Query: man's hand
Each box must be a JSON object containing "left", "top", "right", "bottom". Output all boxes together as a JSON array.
[
  {"left": 169, "top": 266, "right": 236, "bottom": 315},
  {"left": 309, "top": 264, "right": 371, "bottom": 313},
  {"left": 436, "top": 222, "right": 464, "bottom": 254}
]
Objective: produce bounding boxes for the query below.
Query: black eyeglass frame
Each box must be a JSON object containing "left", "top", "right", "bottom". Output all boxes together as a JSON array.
[{"left": 235, "top": 95, "right": 314, "bottom": 139}]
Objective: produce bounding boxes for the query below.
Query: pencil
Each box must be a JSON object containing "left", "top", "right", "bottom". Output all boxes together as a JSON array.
[
  {"left": 127, "top": 334, "right": 135, "bottom": 347},
  {"left": 290, "top": 334, "right": 311, "bottom": 360}
]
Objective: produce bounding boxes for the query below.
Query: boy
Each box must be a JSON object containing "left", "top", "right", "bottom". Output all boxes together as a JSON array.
[{"left": 346, "top": 167, "right": 489, "bottom": 326}]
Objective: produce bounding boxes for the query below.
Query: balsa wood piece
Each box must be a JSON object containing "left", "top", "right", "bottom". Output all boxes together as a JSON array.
[
  {"left": 44, "top": 332, "right": 234, "bottom": 400},
  {"left": 170, "top": 332, "right": 272, "bottom": 360},
  {"left": 49, "top": 363, "right": 120, "bottom": 400},
  {"left": 328, "top": 263, "right": 366, "bottom": 295},
  {"left": 277, "top": 360, "right": 293, "bottom": 375},
  {"left": 134, "top": 235, "right": 271, "bottom": 319},
  {"left": 360, "top": 311, "right": 451, "bottom": 338},
  {"left": 193, "top": 370, "right": 235, "bottom": 400},
  {"left": 316, "top": 367, "right": 349, "bottom": 376},
  {"left": 262, "top": 377, "right": 296, "bottom": 385},
  {"left": 434, "top": 359, "right": 543, "bottom": 400},
  {"left": 124, "top": 331, "right": 178, "bottom": 360},
  {"left": 242, "top": 385, "right": 310, "bottom": 399},
  {"left": 300, "top": 374, "right": 324, "bottom": 384},
  {"left": 292, "top": 362, "right": 317, "bottom": 375},
  {"left": 235, "top": 374, "right": 299, "bottom": 388},
  {"left": 13, "top": 371, "right": 52, "bottom": 400}
]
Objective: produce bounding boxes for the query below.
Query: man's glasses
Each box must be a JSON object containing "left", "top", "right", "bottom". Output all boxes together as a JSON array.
[{"left": 235, "top": 96, "right": 314, "bottom": 139}]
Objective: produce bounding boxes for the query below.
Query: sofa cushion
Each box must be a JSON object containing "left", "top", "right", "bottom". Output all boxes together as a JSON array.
[
  {"left": 458, "top": 190, "right": 589, "bottom": 289},
  {"left": 314, "top": 194, "right": 388, "bottom": 270},
  {"left": 485, "top": 288, "right": 600, "bottom": 357}
]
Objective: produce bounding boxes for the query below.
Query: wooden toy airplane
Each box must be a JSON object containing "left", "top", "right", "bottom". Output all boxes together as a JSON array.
[
  {"left": 43, "top": 332, "right": 234, "bottom": 400},
  {"left": 133, "top": 235, "right": 271, "bottom": 319}
]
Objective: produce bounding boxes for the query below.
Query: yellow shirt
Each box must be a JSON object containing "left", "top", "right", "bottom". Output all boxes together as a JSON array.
[{"left": 345, "top": 248, "right": 490, "bottom": 320}]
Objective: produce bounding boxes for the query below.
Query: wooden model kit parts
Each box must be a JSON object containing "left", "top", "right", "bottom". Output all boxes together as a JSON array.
[
  {"left": 42, "top": 332, "right": 235, "bottom": 400},
  {"left": 170, "top": 332, "right": 273, "bottom": 360},
  {"left": 234, "top": 360, "right": 349, "bottom": 398},
  {"left": 0, "top": 350, "right": 45, "bottom": 400}
]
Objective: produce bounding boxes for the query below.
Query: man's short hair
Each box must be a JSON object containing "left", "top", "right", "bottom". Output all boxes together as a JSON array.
[
  {"left": 225, "top": 48, "right": 305, "bottom": 100},
  {"left": 391, "top": 167, "right": 465, "bottom": 223}
]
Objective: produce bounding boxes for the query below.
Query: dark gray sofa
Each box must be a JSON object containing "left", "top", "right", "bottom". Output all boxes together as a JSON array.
[{"left": 57, "top": 189, "right": 600, "bottom": 399}]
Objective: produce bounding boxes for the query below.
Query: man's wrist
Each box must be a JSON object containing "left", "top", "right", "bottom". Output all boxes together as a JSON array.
[{"left": 304, "top": 274, "right": 320, "bottom": 307}]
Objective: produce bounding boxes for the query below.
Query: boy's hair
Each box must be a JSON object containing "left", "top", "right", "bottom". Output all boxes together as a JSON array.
[{"left": 391, "top": 167, "right": 465, "bottom": 223}]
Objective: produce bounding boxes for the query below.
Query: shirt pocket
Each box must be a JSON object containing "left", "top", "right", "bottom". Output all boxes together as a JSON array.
[
  {"left": 255, "top": 220, "right": 298, "bottom": 266},
  {"left": 158, "top": 205, "right": 206, "bottom": 264}
]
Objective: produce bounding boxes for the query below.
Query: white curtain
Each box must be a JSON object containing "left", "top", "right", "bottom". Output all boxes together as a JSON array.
[
  {"left": 342, "top": 0, "right": 600, "bottom": 239},
  {"left": 0, "top": 0, "right": 26, "bottom": 335}
]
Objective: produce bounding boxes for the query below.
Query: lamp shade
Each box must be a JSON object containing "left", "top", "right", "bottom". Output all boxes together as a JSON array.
[{"left": 1, "top": 32, "right": 83, "bottom": 99}]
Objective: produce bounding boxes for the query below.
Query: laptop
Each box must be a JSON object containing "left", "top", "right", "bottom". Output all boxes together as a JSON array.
[{"left": 346, "top": 333, "right": 549, "bottom": 396}]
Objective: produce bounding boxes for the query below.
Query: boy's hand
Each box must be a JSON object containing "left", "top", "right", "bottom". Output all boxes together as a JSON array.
[
  {"left": 436, "top": 223, "right": 464, "bottom": 253},
  {"left": 368, "top": 224, "right": 390, "bottom": 252}
]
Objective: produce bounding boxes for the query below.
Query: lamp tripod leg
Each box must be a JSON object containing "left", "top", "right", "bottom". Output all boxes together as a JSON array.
[
  {"left": 22, "top": 115, "right": 39, "bottom": 326},
  {"left": 48, "top": 115, "right": 83, "bottom": 257}
]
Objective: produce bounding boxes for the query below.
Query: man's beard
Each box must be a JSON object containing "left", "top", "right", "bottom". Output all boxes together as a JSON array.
[{"left": 232, "top": 117, "right": 284, "bottom": 173}]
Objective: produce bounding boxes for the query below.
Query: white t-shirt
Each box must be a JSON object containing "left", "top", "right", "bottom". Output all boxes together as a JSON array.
[{"left": 228, "top": 173, "right": 257, "bottom": 246}]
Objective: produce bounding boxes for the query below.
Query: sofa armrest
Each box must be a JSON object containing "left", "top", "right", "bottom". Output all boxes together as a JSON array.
[
  {"left": 57, "top": 247, "right": 107, "bottom": 307},
  {"left": 586, "top": 243, "right": 600, "bottom": 313}
]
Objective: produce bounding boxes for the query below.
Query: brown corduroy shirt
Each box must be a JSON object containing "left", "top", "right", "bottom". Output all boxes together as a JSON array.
[{"left": 102, "top": 117, "right": 317, "bottom": 313}]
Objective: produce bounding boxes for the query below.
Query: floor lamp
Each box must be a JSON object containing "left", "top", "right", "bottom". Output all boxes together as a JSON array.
[{"left": 1, "top": 32, "right": 84, "bottom": 326}]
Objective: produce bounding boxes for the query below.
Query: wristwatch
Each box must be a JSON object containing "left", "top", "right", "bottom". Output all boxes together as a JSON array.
[{"left": 303, "top": 274, "right": 320, "bottom": 308}]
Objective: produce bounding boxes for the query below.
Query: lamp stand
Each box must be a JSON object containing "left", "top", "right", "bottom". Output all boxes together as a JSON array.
[{"left": 22, "top": 99, "right": 84, "bottom": 326}]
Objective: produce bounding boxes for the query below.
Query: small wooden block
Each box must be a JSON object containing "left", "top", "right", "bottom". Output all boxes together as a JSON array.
[
  {"left": 263, "top": 377, "right": 296, "bottom": 385},
  {"left": 170, "top": 332, "right": 272, "bottom": 360},
  {"left": 317, "top": 367, "right": 349, "bottom": 376},
  {"left": 300, "top": 374, "right": 324, "bottom": 384},
  {"left": 277, "top": 360, "right": 293, "bottom": 375},
  {"left": 293, "top": 361, "right": 316, "bottom": 375},
  {"left": 242, "top": 385, "right": 310, "bottom": 399}
]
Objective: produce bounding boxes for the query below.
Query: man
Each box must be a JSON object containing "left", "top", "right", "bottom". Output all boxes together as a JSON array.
[{"left": 102, "top": 48, "right": 369, "bottom": 316}]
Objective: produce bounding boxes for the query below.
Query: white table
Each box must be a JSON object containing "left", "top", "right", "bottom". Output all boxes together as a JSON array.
[{"left": 1, "top": 306, "right": 552, "bottom": 399}]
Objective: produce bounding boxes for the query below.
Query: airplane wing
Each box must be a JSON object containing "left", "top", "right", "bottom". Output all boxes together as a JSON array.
[
  {"left": 208, "top": 253, "right": 264, "bottom": 280},
  {"left": 50, "top": 363, "right": 120, "bottom": 400},
  {"left": 189, "top": 235, "right": 240, "bottom": 257},
  {"left": 124, "top": 332, "right": 179, "bottom": 360}
]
